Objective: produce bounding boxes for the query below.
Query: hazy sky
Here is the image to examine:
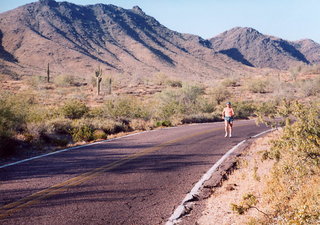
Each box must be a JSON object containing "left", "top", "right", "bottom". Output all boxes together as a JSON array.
[{"left": 1, "top": 0, "right": 320, "bottom": 43}]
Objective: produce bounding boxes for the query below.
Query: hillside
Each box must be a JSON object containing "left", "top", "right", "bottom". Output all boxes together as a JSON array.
[
  {"left": 0, "top": 0, "right": 252, "bottom": 81},
  {"left": 209, "top": 27, "right": 310, "bottom": 69},
  {"left": 291, "top": 39, "right": 320, "bottom": 64},
  {"left": 0, "top": 0, "right": 319, "bottom": 80}
]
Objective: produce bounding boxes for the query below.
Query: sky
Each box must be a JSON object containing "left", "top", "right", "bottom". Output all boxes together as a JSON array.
[{"left": 1, "top": 0, "right": 320, "bottom": 43}]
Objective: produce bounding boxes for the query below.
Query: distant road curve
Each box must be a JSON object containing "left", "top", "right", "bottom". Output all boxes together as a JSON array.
[{"left": 0, "top": 120, "right": 269, "bottom": 225}]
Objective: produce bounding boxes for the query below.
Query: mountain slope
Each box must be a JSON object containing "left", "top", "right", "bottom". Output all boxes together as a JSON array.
[
  {"left": 0, "top": 1, "right": 318, "bottom": 79},
  {"left": 210, "top": 27, "right": 310, "bottom": 69},
  {"left": 0, "top": 0, "right": 250, "bottom": 80},
  {"left": 291, "top": 39, "right": 320, "bottom": 64}
]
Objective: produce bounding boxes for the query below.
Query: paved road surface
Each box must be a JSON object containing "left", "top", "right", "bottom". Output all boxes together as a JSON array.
[{"left": 0, "top": 120, "right": 268, "bottom": 225}]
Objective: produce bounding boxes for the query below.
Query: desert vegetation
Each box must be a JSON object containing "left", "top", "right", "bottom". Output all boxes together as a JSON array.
[
  {"left": 1, "top": 65, "right": 320, "bottom": 159},
  {"left": 235, "top": 100, "right": 320, "bottom": 225}
]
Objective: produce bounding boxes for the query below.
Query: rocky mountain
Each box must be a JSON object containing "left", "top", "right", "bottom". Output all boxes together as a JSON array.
[
  {"left": 291, "top": 39, "right": 320, "bottom": 64},
  {"left": 0, "top": 0, "right": 250, "bottom": 80},
  {"left": 209, "top": 27, "right": 311, "bottom": 69},
  {"left": 0, "top": 0, "right": 319, "bottom": 80}
]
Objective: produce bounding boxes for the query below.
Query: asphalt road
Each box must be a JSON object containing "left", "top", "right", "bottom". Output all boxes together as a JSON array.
[{"left": 0, "top": 120, "right": 268, "bottom": 225}]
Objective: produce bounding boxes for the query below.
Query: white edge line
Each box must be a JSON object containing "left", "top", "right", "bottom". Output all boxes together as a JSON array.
[
  {"left": 165, "top": 128, "right": 275, "bottom": 225},
  {"left": 0, "top": 130, "right": 152, "bottom": 169},
  {"left": 252, "top": 128, "right": 276, "bottom": 138}
]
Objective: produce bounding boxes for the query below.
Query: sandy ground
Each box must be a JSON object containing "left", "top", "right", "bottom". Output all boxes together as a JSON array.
[{"left": 196, "top": 130, "right": 280, "bottom": 225}]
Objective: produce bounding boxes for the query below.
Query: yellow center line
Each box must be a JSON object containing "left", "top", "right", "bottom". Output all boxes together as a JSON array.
[{"left": 0, "top": 123, "right": 249, "bottom": 220}]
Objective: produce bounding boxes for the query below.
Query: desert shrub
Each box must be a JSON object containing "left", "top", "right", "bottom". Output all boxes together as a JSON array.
[
  {"left": 26, "top": 105, "right": 58, "bottom": 123},
  {"left": 25, "top": 122, "right": 49, "bottom": 143},
  {"left": 197, "top": 97, "right": 216, "bottom": 113},
  {"left": 154, "top": 73, "right": 169, "bottom": 85},
  {"left": 129, "top": 119, "right": 151, "bottom": 131},
  {"left": 255, "top": 101, "right": 278, "bottom": 118},
  {"left": 102, "top": 96, "right": 151, "bottom": 120},
  {"left": 181, "top": 113, "right": 222, "bottom": 124},
  {"left": 26, "top": 76, "right": 46, "bottom": 88},
  {"left": 60, "top": 100, "right": 89, "bottom": 119},
  {"left": 299, "top": 77, "right": 320, "bottom": 97},
  {"left": 0, "top": 95, "right": 25, "bottom": 131},
  {"left": 45, "top": 117, "right": 72, "bottom": 134},
  {"left": 165, "top": 79, "right": 182, "bottom": 88},
  {"left": 0, "top": 92, "right": 35, "bottom": 155},
  {"left": 231, "top": 193, "right": 258, "bottom": 215},
  {"left": 221, "top": 77, "right": 239, "bottom": 87},
  {"left": 155, "top": 120, "right": 172, "bottom": 127},
  {"left": 70, "top": 120, "right": 94, "bottom": 142},
  {"left": 156, "top": 84, "right": 205, "bottom": 119},
  {"left": 272, "top": 81, "right": 296, "bottom": 100},
  {"left": 93, "top": 129, "right": 107, "bottom": 140},
  {"left": 54, "top": 74, "right": 75, "bottom": 87},
  {"left": 89, "top": 118, "right": 128, "bottom": 134},
  {"left": 155, "top": 90, "right": 182, "bottom": 119},
  {"left": 246, "top": 78, "right": 270, "bottom": 93},
  {"left": 258, "top": 101, "right": 320, "bottom": 224},
  {"left": 209, "top": 86, "right": 231, "bottom": 105},
  {"left": 52, "top": 138, "right": 69, "bottom": 146},
  {"left": 232, "top": 101, "right": 256, "bottom": 119}
]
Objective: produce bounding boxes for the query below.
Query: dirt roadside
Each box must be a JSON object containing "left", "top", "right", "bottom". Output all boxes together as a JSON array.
[{"left": 179, "top": 130, "right": 279, "bottom": 225}]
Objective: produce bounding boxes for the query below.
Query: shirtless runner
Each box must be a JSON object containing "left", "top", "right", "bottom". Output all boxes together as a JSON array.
[{"left": 222, "top": 102, "right": 235, "bottom": 138}]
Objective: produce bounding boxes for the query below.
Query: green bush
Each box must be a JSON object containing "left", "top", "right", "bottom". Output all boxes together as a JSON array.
[
  {"left": 232, "top": 101, "right": 256, "bottom": 119},
  {"left": 60, "top": 100, "right": 89, "bottom": 119},
  {"left": 93, "top": 129, "right": 107, "bottom": 140},
  {"left": 45, "top": 117, "right": 72, "bottom": 134},
  {"left": 102, "top": 96, "right": 150, "bottom": 120},
  {"left": 0, "top": 92, "right": 32, "bottom": 156},
  {"left": 155, "top": 120, "right": 172, "bottom": 127},
  {"left": 255, "top": 101, "right": 278, "bottom": 118},
  {"left": 70, "top": 122, "right": 94, "bottom": 142},
  {"left": 198, "top": 97, "right": 216, "bottom": 113},
  {"left": 156, "top": 84, "right": 205, "bottom": 119},
  {"left": 26, "top": 105, "right": 58, "bottom": 123},
  {"left": 258, "top": 101, "right": 320, "bottom": 224}
]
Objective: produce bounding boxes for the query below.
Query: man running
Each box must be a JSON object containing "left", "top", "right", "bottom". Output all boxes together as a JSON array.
[{"left": 222, "top": 102, "right": 234, "bottom": 138}]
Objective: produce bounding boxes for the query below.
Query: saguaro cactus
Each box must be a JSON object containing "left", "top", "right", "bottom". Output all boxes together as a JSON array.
[
  {"left": 95, "top": 66, "right": 103, "bottom": 95},
  {"left": 107, "top": 77, "right": 112, "bottom": 95},
  {"left": 47, "top": 63, "right": 50, "bottom": 83}
]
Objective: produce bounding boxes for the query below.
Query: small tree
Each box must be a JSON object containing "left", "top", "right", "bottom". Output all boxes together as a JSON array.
[
  {"left": 95, "top": 66, "right": 102, "bottom": 95},
  {"left": 210, "top": 86, "right": 231, "bottom": 105}
]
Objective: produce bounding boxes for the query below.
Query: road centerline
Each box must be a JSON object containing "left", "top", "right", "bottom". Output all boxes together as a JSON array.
[{"left": 1, "top": 125, "right": 231, "bottom": 220}]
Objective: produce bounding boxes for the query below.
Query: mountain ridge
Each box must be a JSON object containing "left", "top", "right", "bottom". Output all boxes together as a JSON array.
[{"left": 0, "top": 0, "right": 319, "bottom": 79}]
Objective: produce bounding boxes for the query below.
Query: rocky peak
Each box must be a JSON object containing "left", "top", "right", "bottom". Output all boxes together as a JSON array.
[
  {"left": 132, "top": 6, "right": 145, "bottom": 14},
  {"left": 39, "top": 0, "right": 58, "bottom": 7}
]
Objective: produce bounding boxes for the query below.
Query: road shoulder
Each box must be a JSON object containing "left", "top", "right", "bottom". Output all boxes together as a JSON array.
[{"left": 180, "top": 130, "right": 278, "bottom": 225}]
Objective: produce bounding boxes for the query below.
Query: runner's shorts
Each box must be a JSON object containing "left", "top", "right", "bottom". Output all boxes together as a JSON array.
[{"left": 224, "top": 116, "right": 234, "bottom": 123}]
